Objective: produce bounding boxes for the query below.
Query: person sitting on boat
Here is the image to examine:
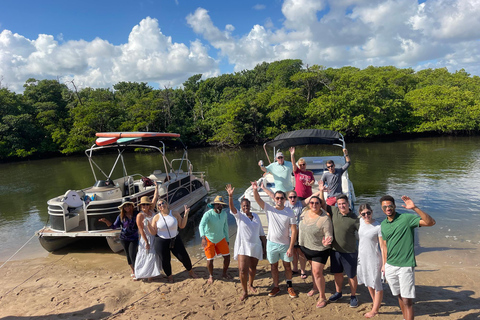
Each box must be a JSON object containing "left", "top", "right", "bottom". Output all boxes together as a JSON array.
[
  {"left": 260, "top": 182, "right": 324, "bottom": 280},
  {"left": 251, "top": 181, "right": 298, "bottom": 298},
  {"left": 290, "top": 147, "right": 315, "bottom": 200},
  {"left": 321, "top": 148, "right": 351, "bottom": 205},
  {"left": 147, "top": 200, "right": 198, "bottom": 282},
  {"left": 99, "top": 198, "right": 139, "bottom": 280},
  {"left": 226, "top": 184, "right": 267, "bottom": 301},
  {"left": 134, "top": 193, "right": 162, "bottom": 282},
  {"left": 258, "top": 151, "right": 293, "bottom": 192},
  {"left": 199, "top": 196, "right": 231, "bottom": 284}
]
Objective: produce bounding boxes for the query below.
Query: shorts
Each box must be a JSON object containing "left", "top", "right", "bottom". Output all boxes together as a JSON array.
[
  {"left": 330, "top": 250, "right": 358, "bottom": 278},
  {"left": 266, "top": 240, "right": 293, "bottom": 264},
  {"left": 204, "top": 237, "right": 230, "bottom": 260},
  {"left": 384, "top": 263, "right": 416, "bottom": 299},
  {"left": 300, "top": 246, "right": 330, "bottom": 264}
]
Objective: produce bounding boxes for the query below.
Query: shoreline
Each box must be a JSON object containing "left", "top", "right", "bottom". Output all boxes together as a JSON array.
[{"left": 1, "top": 239, "right": 479, "bottom": 319}]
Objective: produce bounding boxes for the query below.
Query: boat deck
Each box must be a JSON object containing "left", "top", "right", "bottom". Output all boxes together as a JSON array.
[{"left": 36, "top": 219, "right": 120, "bottom": 237}]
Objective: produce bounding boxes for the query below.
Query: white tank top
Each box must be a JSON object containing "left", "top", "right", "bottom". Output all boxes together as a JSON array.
[{"left": 156, "top": 211, "right": 179, "bottom": 239}]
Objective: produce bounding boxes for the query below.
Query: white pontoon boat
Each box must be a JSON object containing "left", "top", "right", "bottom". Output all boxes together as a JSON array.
[
  {"left": 36, "top": 132, "right": 209, "bottom": 252},
  {"left": 241, "top": 129, "right": 356, "bottom": 232}
]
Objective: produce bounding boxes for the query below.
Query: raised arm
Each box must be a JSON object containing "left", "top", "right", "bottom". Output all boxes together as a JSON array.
[
  {"left": 251, "top": 181, "right": 265, "bottom": 210},
  {"left": 151, "top": 180, "right": 159, "bottom": 209},
  {"left": 260, "top": 180, "right": 275, "bottom": 201},
  {"left": 290, "top": 147, "right": 298, "bottom": 172},
  {"left": 343, "top": 148, "right": 350, "bottom": 163},
  {"left": 176, "top": 205, "right": 190, "bottom": 229},
  {"left": 401, "top": 195, "right": 436, "bottom": 227},
  {"left": 226, "top": 184, "right": 237, "bottom": 214},
  {"left": 258, "top": 160, "right": 267, "bottom": 173}
]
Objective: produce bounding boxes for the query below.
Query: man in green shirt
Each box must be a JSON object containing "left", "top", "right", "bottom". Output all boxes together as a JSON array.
[{"left": 380, "top": 195, "right": 436, "bottom": 320}]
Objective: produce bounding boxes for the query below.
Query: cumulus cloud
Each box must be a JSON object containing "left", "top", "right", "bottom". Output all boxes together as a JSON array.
[
  {"left": 0, "top": 17, "right": 218, "bottom": 92},
  {"left": 187, "top": 0, "right": 480, "bottom": 75},
  {"left": 1, "top": 0, "right": 479, "bottom": 92}
]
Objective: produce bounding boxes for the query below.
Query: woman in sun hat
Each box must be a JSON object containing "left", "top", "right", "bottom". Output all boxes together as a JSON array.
[
  {"left": 99, "top": 197, "right": 139, "bottom": 279},
  {"left": 134, "top": 188, "right": 162, "bottom": 281},
  {"left": 199, "top": 195, "right": 231, "bottom": 284}
]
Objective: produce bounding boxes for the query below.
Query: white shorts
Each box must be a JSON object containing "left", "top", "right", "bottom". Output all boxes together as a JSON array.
[{"left": 384, "top": 263, "right": 416, "bottom": 299}]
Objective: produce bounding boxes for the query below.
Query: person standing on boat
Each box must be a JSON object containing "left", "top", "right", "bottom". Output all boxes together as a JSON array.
[
  {"left": 226, "top": 184, "right": 267, "bottom": 301},
  {"left": 357, "top": 204, "right": 387, "bottom": 318},
  {"left": 199, "top": 196, "right": 231, "bottom": 284},
  {"left": 134, "top": 194, "right": 162, "bottom": 281},
  {"left": 290, "top": 147, "right": 315, "bottom": 200},
  {"left": 380, "top": 195, "right": 435, "bottom": 320},
  {"left": 321, "top": 148, "right": 350, "bottom": 205},
  {"left": 99, "top": 199, "right": 139, "bottom": 280},
  {"left": 320, "top": 191, "right": 360, "bottom": 308},
  {"left": 251, "top": 181, "right": 298, "bottom": 298},
  {"left": 148, "top": 200, "right": 198, "bottom": 282},
  {"left": 258, "top": 151, "right": 293, "bottom": 192}
]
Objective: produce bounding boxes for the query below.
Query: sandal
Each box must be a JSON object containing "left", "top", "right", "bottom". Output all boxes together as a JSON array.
[
  {"left": 316, "top": 300, "right": 327, "bottom": 308},
  {"left": 307, "top": 289, "right": 318, "bottom": 297},
  {"left": 301, "top": 273, "right": 307, "bottom": 279}
]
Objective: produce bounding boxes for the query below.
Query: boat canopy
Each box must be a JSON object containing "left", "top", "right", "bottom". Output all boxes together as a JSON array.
[
  {"left": 94, "top": 132, "right": 183, "bottom": 148},
  {"left": 265, "top": 129, "right": 344, "bottom": 149}
]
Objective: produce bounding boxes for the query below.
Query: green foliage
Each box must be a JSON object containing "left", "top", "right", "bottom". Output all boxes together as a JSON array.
[{"left": 1, "top": 61, "right": 480, "bottom": 160}]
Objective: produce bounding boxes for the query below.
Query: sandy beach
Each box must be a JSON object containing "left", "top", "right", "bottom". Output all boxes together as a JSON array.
[{"left": 1, "top": 237, "right": 479, "bottom": 320}]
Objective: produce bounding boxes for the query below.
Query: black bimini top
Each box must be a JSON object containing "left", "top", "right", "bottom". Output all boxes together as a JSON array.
[{"left": 265, "top": 129, "right": 343, "bottom": 149}]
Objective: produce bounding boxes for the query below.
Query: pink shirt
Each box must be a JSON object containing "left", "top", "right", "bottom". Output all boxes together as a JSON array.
[{"left": 294, "top": 168, "right": 315, "bottom": 198}]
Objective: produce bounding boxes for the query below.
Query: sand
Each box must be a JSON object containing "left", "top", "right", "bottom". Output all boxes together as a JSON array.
[{"left": 0, "top": 238, "right": 479, "bottom": 320}]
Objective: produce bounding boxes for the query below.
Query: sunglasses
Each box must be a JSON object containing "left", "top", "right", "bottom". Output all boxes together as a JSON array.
[
  {"left": 277, "top": 156, "right": 284, "bottom": 159},
  {"left": 382, "top": 205, "right": 394, "bottom": 210},
  {"left": 310, "top": 201, "right": 320, "bottom": 205},
  {"left": 299, "top": 163, "right": 306, "bottom": 166},
  {"left": 141, "top": 203, "right": 151, "bottom": 206},
  {"left": 326, "top": 165, "right": 334, "bottom": 169},
  {"left": 158, "top": 202, "right": 166, "bottom": 206},
  {"left": 361, "top": 211, "right": 372, "bottom": 216},
  {"left": 275, "top": 197, "right": 285, "bottom": 200},
  {"left": 288, "top": 196, "right": 297, "bottom": 199}
]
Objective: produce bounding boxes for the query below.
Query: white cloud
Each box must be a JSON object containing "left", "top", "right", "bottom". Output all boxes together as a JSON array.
[
  {"left": 253, "top": 4, "right": 266, "bottom": 10},
  {"left": 1, "top": 0, "right": 479, "bottom": 92},
  {"left": 0, "top": 17, "right": 218, "bottom": 92}
]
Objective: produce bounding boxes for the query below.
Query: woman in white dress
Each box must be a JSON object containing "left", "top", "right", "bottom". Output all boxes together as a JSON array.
[
  {"left": 134, "top": 195, "right": 162, "bottom": 281},
  {"left": 357, "top": 204, "right": 387, "bottom": 318},
  {"left": 226, "top": 184, "right": 267, "bottom": 301}
]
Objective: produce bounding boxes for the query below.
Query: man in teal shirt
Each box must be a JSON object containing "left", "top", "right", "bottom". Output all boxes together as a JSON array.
[
  {"left": 199, "top": 195, "right": 230, "bottom": 284},
  {"left": 380, "top": 195, "right": 436, "bottom": 320},
  {"left": 258, "top": 151, "right": 293, "bottom": 192}
]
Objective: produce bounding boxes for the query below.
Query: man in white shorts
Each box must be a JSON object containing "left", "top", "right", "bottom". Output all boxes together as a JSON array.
[
  {"left": 251, "top": 181, "right": 297, "bottom": 298},
  {"left": 380, "top": 195, "right": 436, "bottom": 320}
]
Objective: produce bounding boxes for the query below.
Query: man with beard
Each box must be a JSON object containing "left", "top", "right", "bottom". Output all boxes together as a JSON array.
[
  {"left": 380, "top": 195, "right": 435, "bottom": 320},
  {"left": 251, "top": 181, "right": 298, "bottom": 298},
  {"left": 199, "top": 196, "right": 231, "bottom": 284}
]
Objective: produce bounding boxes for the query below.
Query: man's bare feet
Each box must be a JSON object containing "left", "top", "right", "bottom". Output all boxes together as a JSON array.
[
  {"left": 307, "top": 289, "right": 318, "bottom": 297},
  {"left": 240, "top": 292, "right": 248, "bottom": 301},
  {"left": 222, "top": 273, "right": 233, "bottom": 280},
  {"left": 364, "top": 311, "right": 378, "bottom": 318},
  {"left": 248, "top": 285, "right": 258, "bottom": 294},
  {"left": 189, "top": 270, "right": 198, "bottom": 278},
  {"left": 207, "top": 275, "right": 214, "bottom": 284}
]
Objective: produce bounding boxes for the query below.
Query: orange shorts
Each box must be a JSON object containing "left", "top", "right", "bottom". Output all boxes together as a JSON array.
[{"left": 204, "top": 237, "right": 230, "bottom": 260}]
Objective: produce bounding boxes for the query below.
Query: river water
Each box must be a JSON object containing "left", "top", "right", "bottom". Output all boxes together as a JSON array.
[{"left": 1, "top": 136, "right": 479, "bottom": 262}]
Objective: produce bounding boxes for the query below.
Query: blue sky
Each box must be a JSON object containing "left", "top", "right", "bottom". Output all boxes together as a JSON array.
[{"left": 1, "top": 0, "right": 479, "bottom": 92}]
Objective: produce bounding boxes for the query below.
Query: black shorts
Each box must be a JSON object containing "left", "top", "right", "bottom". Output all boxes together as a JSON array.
[
  {"left": 330, "top": 250, "right": 358, "bottom": 279},
  {"left": 300, "top": 246, "right": 330, "bottom": 264}
]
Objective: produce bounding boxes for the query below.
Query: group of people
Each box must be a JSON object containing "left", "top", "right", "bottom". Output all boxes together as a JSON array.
[
  {"left": 99, "top": 182, "right": 197, "bottom": 282},
  {"left": 101, "top": 147, "right": 435, "bottom": 320}
]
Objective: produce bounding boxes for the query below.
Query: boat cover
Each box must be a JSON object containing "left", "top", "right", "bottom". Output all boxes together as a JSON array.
[{"left": 265, "top": 129, "right": 343, "bottom": 149}]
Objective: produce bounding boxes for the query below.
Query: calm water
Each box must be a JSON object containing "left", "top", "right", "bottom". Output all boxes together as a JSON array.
[{"left": 1, "top": 136, "right": 480, "bottom": 261}]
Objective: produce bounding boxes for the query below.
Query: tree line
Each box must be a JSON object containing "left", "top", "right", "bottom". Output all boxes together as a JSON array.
[{"left": 1, "top": 59, "right": 479, "bottom": 160}]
